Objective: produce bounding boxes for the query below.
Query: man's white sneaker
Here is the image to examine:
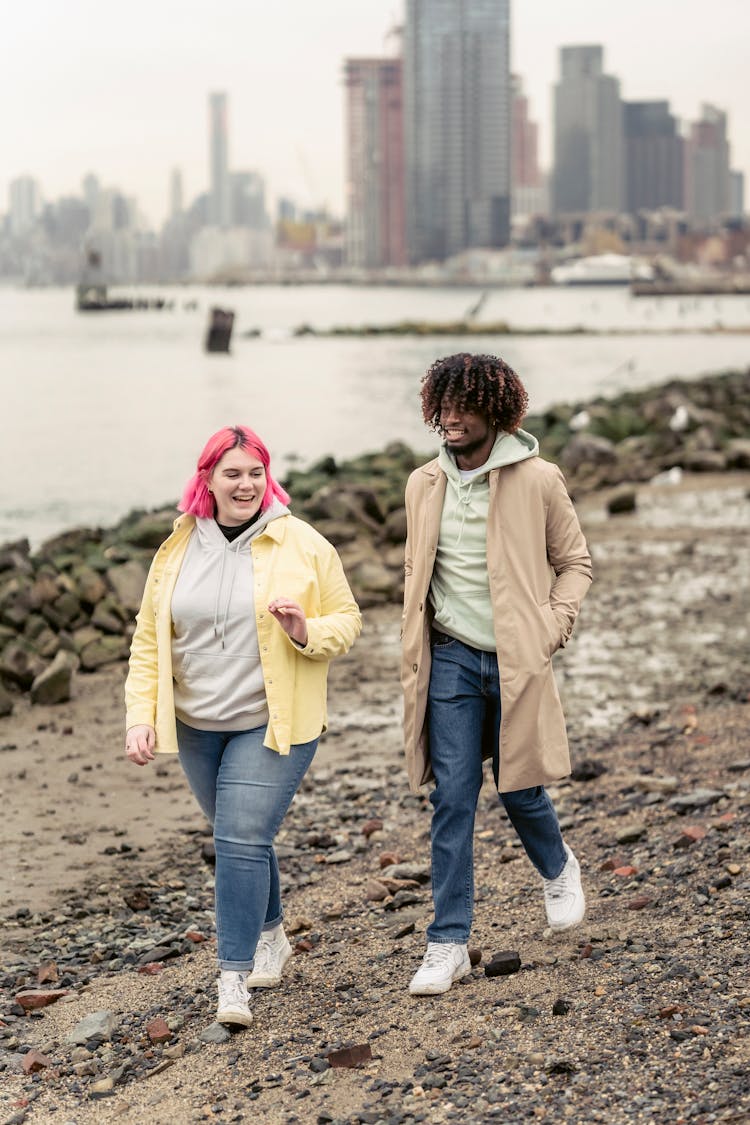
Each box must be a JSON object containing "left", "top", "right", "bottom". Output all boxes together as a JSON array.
[
  {"left": 409, "top": 942, "right": 471, "bottom": 996},
  {"left": 216, "top": 970, "right": 252, "bottom": 1026},
  {"left": 543, "top": 843, "right": 585, "bottom": 932},
  {"left": 246, "top": 925, "right": 293, "bottom": 989}
]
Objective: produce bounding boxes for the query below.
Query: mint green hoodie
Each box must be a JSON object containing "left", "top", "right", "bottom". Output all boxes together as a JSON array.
[{"left": 430, "top": 428, "right": 539, "bottom": 651}]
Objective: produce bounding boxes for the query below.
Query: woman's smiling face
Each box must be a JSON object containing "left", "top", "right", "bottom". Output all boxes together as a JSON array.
[{"left": 209, "top": 446, "right": 267, "bottom": 525}]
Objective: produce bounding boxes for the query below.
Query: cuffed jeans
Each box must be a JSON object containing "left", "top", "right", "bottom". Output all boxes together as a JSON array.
[
  {"left": 176, "top": 718, "right": 317, "bottom": 971},
  {"left": 426, "top": 632, "right": 567, "bottom": 944}
]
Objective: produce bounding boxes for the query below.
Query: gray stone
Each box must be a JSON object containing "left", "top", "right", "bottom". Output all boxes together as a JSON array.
[
  {"left": 385, "top": 862, "right": 431, "bottom": 884},
  {"left": 607, "top": 486, "right": 637, "bottom": 515},
  {"left": 668, "top": 788, "right": 725, "bottom": 812},
  {"left": 0, "top": 680, "right": 13, "bottom": 717},
  {"left": 199, "top": 1022, "right": 232, "bottom": 1044},
  {"left": 107, "top": 560, "right": 148, "bottom": 614},
  {"left": 30, "top": 650, "right": 78, "bottom": 705},
  {"left": 561, "top": 433, "right": 618, "bottom": 471},
  {"left": 0, "top": 639, "right": 45, "bottom": 689},
  {"left": 66, "top": 1010, "right": 119, "bottom": 1045}
]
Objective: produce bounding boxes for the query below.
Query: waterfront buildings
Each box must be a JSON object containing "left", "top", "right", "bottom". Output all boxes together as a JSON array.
[
  {"left": 624, "top": 101, "right": 684, "bottom": 213},
  {"left": 208, "top": 92, "right": 231, "bottom": 228},
  {"left": 552, "top": 45, "right": 623, "bottom": 215},
  {"left": 344, "top": 57, "right": 406, "bottom": 269},
  {"left": 8, "top": 176, "right": 41, "bottom": 237},
  {"left": 685, "top": 104, "right": 731, "bottom": 224},
  {"left": 511, "top": 75, "right": 546, "bottom": 219},
  {"left": 403, "top": 0, "right": 512, "bottom": 263}
]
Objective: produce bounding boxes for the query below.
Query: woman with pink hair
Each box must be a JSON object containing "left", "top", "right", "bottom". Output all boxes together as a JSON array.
[{"left": 124, "top": 425, "right": 361, "bottom": 1027}]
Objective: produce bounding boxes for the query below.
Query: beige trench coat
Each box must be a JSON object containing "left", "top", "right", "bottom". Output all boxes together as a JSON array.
[{"left": 401, "top": 455, "right": 592, "bottom": 794}]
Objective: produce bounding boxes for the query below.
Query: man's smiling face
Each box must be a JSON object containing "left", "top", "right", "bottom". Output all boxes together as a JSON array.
[{"left": 439, "top": 400, "right": 496, "bottom": 467}]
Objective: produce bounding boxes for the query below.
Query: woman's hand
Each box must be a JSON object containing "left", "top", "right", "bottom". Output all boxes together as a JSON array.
[
  {"left": 268, "top": 598, "right": 308, "bottom": 646},
  {"left": 125, "top": 725, "right": 156, "bottom": 766}
]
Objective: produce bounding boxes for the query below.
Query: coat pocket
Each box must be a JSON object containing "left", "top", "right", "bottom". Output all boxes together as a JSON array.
[{"left": 539, "top": 601, "right": 562, "bottom": 657}]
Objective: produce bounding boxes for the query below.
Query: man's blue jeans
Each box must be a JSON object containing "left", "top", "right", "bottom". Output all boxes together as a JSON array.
[
  {"left": 426, "top": 632, "right": 567, "bottom": 944},
  {"left": 176, "top": 718, "right": 317, "bottom": 971}
]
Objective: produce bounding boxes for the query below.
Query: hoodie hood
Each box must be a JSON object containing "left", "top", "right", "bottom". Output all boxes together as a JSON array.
[
  {"left": 437, "top": 427, "right": 538, "bottom": 481},
  {"left": 437, "top": 428, "right": 538, "bottom": 547}
]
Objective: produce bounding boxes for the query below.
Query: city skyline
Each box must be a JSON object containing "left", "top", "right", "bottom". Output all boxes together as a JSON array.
[{"left": 3, "top": 0, "right": 748, "bottom": 227}]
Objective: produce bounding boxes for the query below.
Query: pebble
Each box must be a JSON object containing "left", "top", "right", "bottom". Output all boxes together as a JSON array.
[
  {"left": 66, "top": 1011, "right": 119, "bottom": 1046},
  {"left": 199, "top": 1024, "right": 231, "bottom": 1045},
  {"left": 485, "top": 951, "right": 522, "bottom": 977}
]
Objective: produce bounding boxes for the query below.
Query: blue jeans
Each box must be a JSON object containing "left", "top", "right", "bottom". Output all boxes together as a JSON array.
[
  {"left": 426, "top": 632, "right": 567, "bottom": 944},
  {"left": 176, "top": 718, "right": 317, "bottom": 971}
]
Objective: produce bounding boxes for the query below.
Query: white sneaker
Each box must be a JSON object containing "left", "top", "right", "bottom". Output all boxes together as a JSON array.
[
  {"left": 246, "top": 925, "right": 293, "bottom": 989},
  {"left": 216, "top": 970, "right": 252, "bottom": 1026},
  {"left": 408, "top": 942, "right": 471, "bottom": 996},
  {"left": 543, "top": 843, "right": 585, "bottom": 932}
]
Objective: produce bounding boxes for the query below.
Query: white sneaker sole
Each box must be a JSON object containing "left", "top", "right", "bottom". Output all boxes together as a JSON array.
[
  {"left": 409, "top": 960, "right": 471, "bottom": 996},
  {"left": 216, "top": 1006, "right": 253, "bottom": 1027},
  {"left": 246, "top": 943, "right": 293, "bottom": 989}
]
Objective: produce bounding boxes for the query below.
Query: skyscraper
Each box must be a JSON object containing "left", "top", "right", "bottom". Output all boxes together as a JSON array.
[
  {"left": 553, "top": 46, "right": 623, "bottom": 215},
  {"left": 685, "top": 104, "right": 731, "bottom": 224},
  {"left": 404, "top": 0, "right": 511, "bottom": 263},
  {"left": 344, "top": 57, "right": 406, "bottom": 268},
  {"left": 624, "top": 101, "right": 684, "bottom": 214},
  {"left": 208, "top": 92, "right": 231, "bottom": 227},
  {"left": 170, "top": 168, "right": 184, "bottom": 219},
  {"left": 8, "top": 175, "right": 40, "bottom": 236},
  {"left": 511, "top": 75, "right": 546, "bottom": 218}
]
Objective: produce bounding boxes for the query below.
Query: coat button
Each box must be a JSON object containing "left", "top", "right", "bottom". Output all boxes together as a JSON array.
[{"left": 412, "top": 663, "right": 418, "bottom": 672}]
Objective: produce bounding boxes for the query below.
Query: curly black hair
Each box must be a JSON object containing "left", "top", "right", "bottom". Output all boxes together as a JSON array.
[{"left": 420, "top": 353, "right": 529, "bottom": 434}]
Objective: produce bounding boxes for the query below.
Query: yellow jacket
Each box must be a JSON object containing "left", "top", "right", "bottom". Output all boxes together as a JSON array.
[{"left": 125, "top": 513, "right": 361, "bottom": 754}]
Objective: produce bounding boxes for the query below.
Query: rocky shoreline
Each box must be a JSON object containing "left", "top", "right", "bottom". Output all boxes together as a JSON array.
[
  {"left": 1, "top": 371, "right": 749, "bottom": 1124},
  {"left": 0, "top": 369, "right": 748, "bottom": 718}
]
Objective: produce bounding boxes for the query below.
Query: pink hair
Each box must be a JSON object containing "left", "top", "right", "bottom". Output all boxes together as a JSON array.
[{"left": 179, "top": 425, "right": 290, "bottom": 518}]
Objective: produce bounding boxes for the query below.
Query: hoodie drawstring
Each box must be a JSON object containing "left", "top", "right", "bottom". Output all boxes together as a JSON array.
[
  {"left": 213, "top": 538, "right": 243, "bottom": 649},
  {"left": 452, "top": 478, "right": 476, "bottom": 546}
]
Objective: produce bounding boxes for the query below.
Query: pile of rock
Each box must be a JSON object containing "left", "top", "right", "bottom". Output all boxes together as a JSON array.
[
  {"left": 0, "top": 369, "right": 747, "bottom": 715},
  {"left": 529, "top": 368, "right": 750, "bottom": 494}
]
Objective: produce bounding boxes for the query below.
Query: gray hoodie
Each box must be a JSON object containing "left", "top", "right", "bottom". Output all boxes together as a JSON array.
[
  {"left": 430, "top": 428, "right": 538, "bottom": 651},
  {"left": 170, "top": 498, "right": 289, "bottom": 731}
]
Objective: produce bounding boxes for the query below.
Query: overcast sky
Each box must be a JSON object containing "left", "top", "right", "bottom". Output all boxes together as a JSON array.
[{"left": 2, "top": 0, "right": 747, "bottom": 226}]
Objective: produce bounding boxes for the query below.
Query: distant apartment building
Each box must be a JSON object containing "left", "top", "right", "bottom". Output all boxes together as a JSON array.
[
  {"left": 208, "top": 92, "right": 231, "bottom": 227},
  {"left": 344, "top": 57, "right": 406, "bottom": 268},
  {"left": 189, "top": 226, "right": 273, "bottom": 279},
  {"left": 511, "top": 75, "right": 546, "bottom": 218},
  {"left": 685, "top": 104, "right": 731, "bottom": 225},
  {"left": 230, "top": 170, "right": 269, "bottom": 230},
  {"left": 729, "top": 170, "right": 745, "bottom": 218},
  {"left": 169, "top": 168, "right": 184, "bottom": 219},
  {"left": 8, "top": 175, "right": 41, "bottom": 236},
  {"left": 403, "top": 0, "right": 511, "bottom": 263},
  {"left": 553, "top": 45, "right": 623, "bottom": 215},
  {"left": 623, "top": 101, "right": 684, "bottom": 214}
]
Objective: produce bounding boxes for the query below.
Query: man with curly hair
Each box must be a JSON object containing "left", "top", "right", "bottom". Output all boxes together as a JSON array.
[{"left": 401, "top": 353, "right": 592, "bottom": 996}]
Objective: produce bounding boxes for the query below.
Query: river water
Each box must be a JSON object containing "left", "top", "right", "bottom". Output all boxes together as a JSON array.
[{"left": 1, "top": 283, "right": 749, "bottom": 546}]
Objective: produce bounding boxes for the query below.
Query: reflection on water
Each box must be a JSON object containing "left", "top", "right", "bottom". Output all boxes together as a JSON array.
[{"left": 1, "top": 284, "right": 749, "bottom": 546}]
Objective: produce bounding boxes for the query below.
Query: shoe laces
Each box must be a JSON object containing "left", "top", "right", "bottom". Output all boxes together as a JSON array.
[
  {"left": 252, "top": 934, "right": 276, "bottom": 974},
  {"left": 219, "top": 972, "right": 247, "bottom": 1007},
  {"left": 422, "top": 943, "right": 461, "bottom": 968},
  {"left": 544, "top": 860, "right": 575, "bottom": 901}
]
